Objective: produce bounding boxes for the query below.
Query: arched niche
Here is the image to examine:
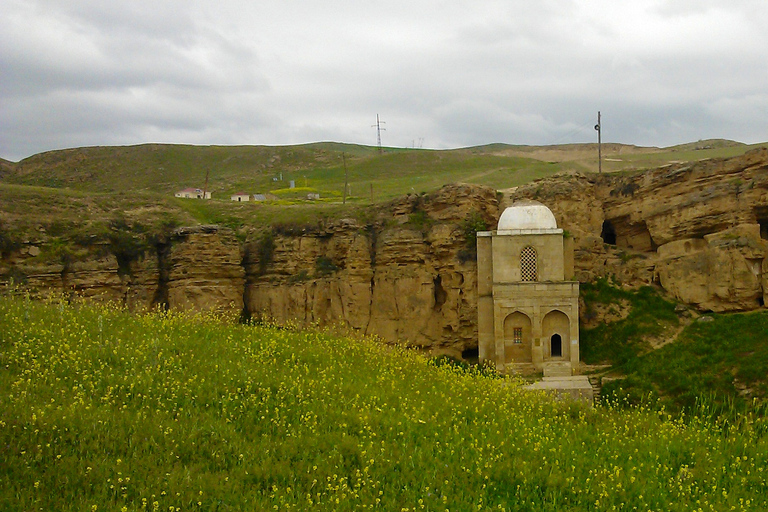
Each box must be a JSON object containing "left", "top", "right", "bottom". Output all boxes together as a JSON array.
[
  {"left": 541, "top": 309, "right": 570, "bottom": 360},
  {"left": 503, "top": 311, "right": 532, "bottom": 363}
]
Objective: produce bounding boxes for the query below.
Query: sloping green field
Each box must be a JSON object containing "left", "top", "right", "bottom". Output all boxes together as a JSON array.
[
  {"left": 1, "top": 294, "right": 766, "bottom": 511},
  {"left": 580, "top": 279, "right": 768, "bottom": 415},
  {"left": 3, "top": 139, "right": 764, "bottom": 249},
  {"left": 4, "top": 140, "right": 764, "bottom": 201}
]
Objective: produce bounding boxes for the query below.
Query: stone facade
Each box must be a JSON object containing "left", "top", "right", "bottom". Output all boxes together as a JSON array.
[{"left": 477, "top": 201, "right": 579, "bottom": 374}]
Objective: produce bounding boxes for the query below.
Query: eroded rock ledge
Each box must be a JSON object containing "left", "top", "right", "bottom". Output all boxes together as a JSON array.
[
  {"left": 3, "top": 149, "right": 767, "bottom": 355},
  {"left": 502, "top": 147, "right": 768, "bottom": 312}
]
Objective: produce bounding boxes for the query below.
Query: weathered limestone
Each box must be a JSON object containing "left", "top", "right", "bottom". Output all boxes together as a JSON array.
[
  {"left": 503, "top": 147, "right": 768, "bottom": 312},
  {"left": 63, "top": 255, "right": 126, "bottom": 303},
  {"left": 125, "top": 252, "right": 161, "bottom": 311},
  {"left": 2, "top": 150, "right": 767, "bottom": 356},
  {"left": 164, "top": 226, "right": 245, "bottom": 313},
  {"left": 245, "top": 218, "right": 486, "bottom": 355},
  {"left": 20, "top": 250, "right": 125, "bottom": 302},
  {"left": 656, "top": 225, "right": 766, "bottom": 311},
  {"left": 2, "top": 226, "right": 246, "bottom": 314}
]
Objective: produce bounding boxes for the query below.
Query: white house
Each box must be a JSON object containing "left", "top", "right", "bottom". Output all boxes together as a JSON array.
[
  {"left": 231, "top": 192, "right": 250, "bottom": 202},
  {"left": 175, "top": 188, "right": 211, "bottom": 199}
]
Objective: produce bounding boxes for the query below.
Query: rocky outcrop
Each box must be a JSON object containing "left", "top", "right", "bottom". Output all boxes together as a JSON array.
[
  {"left": 244, "top": 183, "right": 499, "bottom": 357},
  {"left": 503, "top": 147, "right": 768, "bottom": 312},
  {"left": 2, "top": 151, "right": 767, "bottom": 353},
  {"left": 655, "top": 226, "right": 766, "bottom": 312},
  {"left": 163, "top": 226, "right": 245, "bottom": 313},
  {"left": 3, "top": 225, "right": 246, "bottom": 314}
]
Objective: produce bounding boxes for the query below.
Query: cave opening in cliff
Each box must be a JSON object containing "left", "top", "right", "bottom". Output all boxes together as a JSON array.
[
  {"left": 755, "top": 206, "right": 768, "bottom": 240},
  {"left": 601, "top": 217, "right": 656, "bottom": 251},
  {"left": 601, "top": 220, "right": 617, "bottom": 245},
  {"left": 433, "top": 275, "right": 447, "bottom": 310},
  {"left": 759, "top": 219, "right": 768, "bottom": 240},
  {"left": 461, "top": 347, "right": 479, "bottom": 362}
]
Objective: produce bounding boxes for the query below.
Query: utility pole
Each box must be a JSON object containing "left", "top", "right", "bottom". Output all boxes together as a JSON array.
[
  {"left": 372, "top": 114, "right": 386, "bottom": 154},
  {"left": 202, "top": 169, "right": 209, "bottom": 199},
  {"left": 342, "top": 153, "right": 348, "bottom": 205},
  {"left": 595, "top": 111, "right": 602, "bottom": 174}
]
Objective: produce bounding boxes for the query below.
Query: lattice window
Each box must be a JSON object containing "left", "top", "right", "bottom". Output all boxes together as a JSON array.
[
  {"left": 513, "top": 327, "right": 523, "bottom": 344},
  {"left": 520, "top": 246, "right": 537, "bottom": 281}
]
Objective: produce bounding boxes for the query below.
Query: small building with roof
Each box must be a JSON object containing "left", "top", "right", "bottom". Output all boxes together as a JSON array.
[
  {"left": 477, "top": 200, "right": 580, "bottom": 376},
  {"left": 230, "top": 192, "right": 250, "bottom": 202},
  {"left": 175, "top": 188, "right": 211, "bottom": 199}
]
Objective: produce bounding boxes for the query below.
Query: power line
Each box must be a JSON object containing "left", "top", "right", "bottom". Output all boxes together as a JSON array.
[
  {"left": 549, "top": 121, "right": 598, "bottom": 145},
  {"left": 371, "top": 114, "right": 386, "bottom": 154}
]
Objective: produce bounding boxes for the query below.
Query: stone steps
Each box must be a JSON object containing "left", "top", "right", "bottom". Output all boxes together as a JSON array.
[
  {"left": 543, "top": 361, "right": 573, "bottom": 377},
  {"left": 525, "top": 376, "right": 594, "bottom": 403},
  {"left": 588, "top": 376, "right": 602, "bottom": 404},
  {"left": 506, "top": 362, "right": 538, "bottom": 377}
]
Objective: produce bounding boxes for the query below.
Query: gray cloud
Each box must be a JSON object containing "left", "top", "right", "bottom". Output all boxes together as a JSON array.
[{"left": 2, "top": 0, "right": 767, "bottom": 161}]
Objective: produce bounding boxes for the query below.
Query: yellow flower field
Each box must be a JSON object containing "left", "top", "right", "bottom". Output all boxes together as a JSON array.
[{"left": 1, "top": 293, "right": 766, "bottom": 511}]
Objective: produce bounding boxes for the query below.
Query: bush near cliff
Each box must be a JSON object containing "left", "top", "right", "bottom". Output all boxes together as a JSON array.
[
  {"left": 1, "top": 294, "right": 767, "bottom": 511},
  {"left": 457, "top": 211, "right": 489, "bottom": 263}
]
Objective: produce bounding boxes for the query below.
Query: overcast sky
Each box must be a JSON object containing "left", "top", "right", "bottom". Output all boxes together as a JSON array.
[{"left": 2, "top": 0, "right": 767, "bottom": 161}]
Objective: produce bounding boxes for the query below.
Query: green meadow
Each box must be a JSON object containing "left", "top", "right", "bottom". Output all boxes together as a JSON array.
[
  {"left": 1, "top": 294, "right": 767, "bottom": 511},
  {"left": 5, "top": 140, "right": 764, "bottom": 203},
  {"left": 579, "top": 279, "right": 768, "bottom": 417}
]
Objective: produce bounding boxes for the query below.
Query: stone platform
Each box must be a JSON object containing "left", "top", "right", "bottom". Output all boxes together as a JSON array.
[
  {"left": 524, "top": 376, "right": 594, "bottom": 404},
  {"left": 543, "top": 361, "right": 573, "bottom": 377}
]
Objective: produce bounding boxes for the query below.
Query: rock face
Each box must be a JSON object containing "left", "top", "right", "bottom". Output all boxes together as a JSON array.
[
  {"left": 244, "top": 183, "right": 499, "bottom": 357},
  {"left": 503, "top": 147, "right": 768, "bottom": 312},
  {"left": 4, "top": 225, "right": 246, "bottom": 314},
  {"left": 2, "top": 150, "right": 768, "bottom": 353},
  {"left": 162, "top": 226, "right": 245, "bottom": 313}
]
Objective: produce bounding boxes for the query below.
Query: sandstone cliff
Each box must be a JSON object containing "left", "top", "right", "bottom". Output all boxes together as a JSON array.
[
  {"left": 5, "top": 225, "right": 246, "bottom": 314},
  {"left": 243, "top": 183, "right": 499, "bottom": 358},
  {"left": 2, "top": 149, "right": 767, "bottom": 355},
  {"left": 502, "top": 147, "right": 768, "bottom": 312}
]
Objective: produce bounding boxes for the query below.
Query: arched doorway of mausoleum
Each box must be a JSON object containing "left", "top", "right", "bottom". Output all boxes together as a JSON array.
[{"left": 542, "top": 310, "right": 570, "bottom": 360}]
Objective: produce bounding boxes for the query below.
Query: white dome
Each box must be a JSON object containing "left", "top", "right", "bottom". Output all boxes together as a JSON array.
[{"left": 497, "top": 201, "right": 558, "bottom": 230}]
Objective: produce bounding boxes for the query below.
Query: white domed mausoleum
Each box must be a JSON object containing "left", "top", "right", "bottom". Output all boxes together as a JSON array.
[{"left": 477, "top": 201, "right": 580, "bottom": 375}]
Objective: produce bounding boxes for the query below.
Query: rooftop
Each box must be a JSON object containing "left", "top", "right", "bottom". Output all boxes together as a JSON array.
[{"left": 497, "top": 200, "right": 559, "bottom": 231}]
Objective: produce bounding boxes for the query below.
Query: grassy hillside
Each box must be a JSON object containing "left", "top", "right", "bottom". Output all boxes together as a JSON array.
[
  {"left": 580, "top": 279, "right": 768, "bottom": 415},
  {"left": 4, "top": 140, "right": 764, "bottom": 200},
  {"left": 0, "top": 143, "right": 577, "bottom": 249},
  {"left": 2, "top": 139, "right": 764, "bottom": 247},
  {"left": 602, "top": 310, "right": 768, "bottom": 413},
  {"left": 3, "top": 143, "right": 561, "bottom": 200},
  {"left": 1, "top": 294, "right": 766, "bottom": 511}
]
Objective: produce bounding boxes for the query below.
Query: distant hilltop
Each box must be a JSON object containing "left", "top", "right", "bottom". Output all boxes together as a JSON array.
[{"left": 0, "top": 139, "right": 761, "bottom": 201}]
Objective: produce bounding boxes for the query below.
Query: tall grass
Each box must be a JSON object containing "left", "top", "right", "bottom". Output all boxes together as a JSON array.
[
  {"left": 1, "top": 294, "right": 767, "bottom": 511},
  {"left": 580, "top": 279, "right": 679, "bottom": 366},
  {"left": 603, "top": 310, "right": 768, "bottom": 416}
]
